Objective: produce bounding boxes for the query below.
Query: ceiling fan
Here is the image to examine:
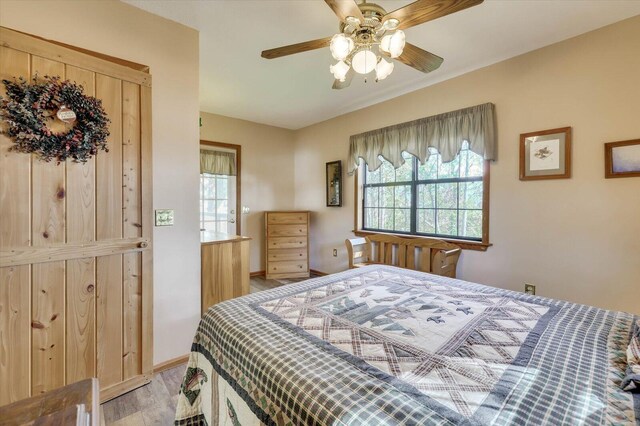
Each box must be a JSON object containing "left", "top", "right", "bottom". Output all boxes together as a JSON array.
[{"left": 261, "top": 0, "right": 484, "bottom": 89}]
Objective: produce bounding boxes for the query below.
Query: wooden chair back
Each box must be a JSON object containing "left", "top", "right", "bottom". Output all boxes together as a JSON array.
[
  {"left": 347, "top": 234, "right": 461, "bottom": 278},
  {"left": 345, "top": 237, "right": 370, "bottom": 268}
]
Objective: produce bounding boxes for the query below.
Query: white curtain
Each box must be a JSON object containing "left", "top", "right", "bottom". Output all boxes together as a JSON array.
[
  {"left": 348, "top": 103, "right": 496, "bottom": 173},
  {"left": 200, "top": 150, "right": 236, "bottom": 176}
]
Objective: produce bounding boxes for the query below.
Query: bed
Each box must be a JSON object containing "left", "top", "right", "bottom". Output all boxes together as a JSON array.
[{"left": 175, "top": 265, "right": 639, "bottom": 425}]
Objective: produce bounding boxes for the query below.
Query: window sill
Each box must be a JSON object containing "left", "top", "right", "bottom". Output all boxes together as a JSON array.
[{"left": 353, "top": 230, "right": 492, "bottom": 252}]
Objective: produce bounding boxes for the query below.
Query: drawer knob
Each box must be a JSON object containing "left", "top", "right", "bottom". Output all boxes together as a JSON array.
[
  {"left": 299, "top": 265, "right": 302, "bottom": 269},
  {"left": 138, "top": 241, "right": 148, "bottom": 249}
]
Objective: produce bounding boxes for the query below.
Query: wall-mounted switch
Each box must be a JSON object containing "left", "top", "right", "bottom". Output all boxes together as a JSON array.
[
  {"left": 524, "top": 283, "right": 536, "bottom": 295},
  {"left": 155, "top": 209, "right": 174, "bottom": 226},
  {"left": 333, "top": 248, "right": 338, "bottom": 257}
]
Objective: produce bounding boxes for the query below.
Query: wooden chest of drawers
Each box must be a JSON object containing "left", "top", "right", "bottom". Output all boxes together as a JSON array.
[{"left": 265, "top": 211, "right": 310, "bottom": 280}]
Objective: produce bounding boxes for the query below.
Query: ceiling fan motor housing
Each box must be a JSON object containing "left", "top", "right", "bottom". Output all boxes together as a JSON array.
[
  {"left": 340, "top": 2, "right": 385, "bottom": 32},
  {"left": 357, "top": 1, "right": 387, "bottom": 19}
]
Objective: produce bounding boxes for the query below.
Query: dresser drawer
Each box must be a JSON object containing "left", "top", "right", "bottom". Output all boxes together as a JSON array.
[
  {"left": 268, "top": 236, "right": 307, "bottom": 249},
  {"left": 268, "top": 261, "right": 308, "bottom": 275},
  {"left": 267, "top": 212, "right": 308, "bottom": 225},
  {"left": 268, "top": 249, "right": 307, "bottom": 262},
  {"left": 268, "top": 224, "right": 307, "bottom": 237}
]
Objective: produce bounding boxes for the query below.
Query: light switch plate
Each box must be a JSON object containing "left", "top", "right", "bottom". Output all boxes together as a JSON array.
[{"left": 155, "top": 209, "right": 174, "bottom": 226}]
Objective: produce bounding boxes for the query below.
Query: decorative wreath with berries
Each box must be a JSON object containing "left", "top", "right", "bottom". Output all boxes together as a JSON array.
[{"left": 0, "top": 75, "right": 109, "bottom": 163}]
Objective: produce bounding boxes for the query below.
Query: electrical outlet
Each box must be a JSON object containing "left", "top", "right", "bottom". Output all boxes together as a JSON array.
[
  {"left": 333, "top": 248, "right": 338, "bottom": 257},
  {"left": 524, "top": 283, "right": 536, "bottom": 295}
]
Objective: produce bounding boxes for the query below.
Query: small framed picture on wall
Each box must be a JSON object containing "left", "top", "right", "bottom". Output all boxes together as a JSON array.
[
  {"left": 604, "top": 139, "right": 640, "bottom": 178},
  {"left": 326, "top": 160, "right": 342, "bottom": 207},
  {"left": 519, "top": 127, "right": 572, "bottom": 180}
]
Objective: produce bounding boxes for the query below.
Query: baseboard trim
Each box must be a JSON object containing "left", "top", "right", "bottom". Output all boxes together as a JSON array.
[
  {"left": 310, "top": 269, "right": 329, "bottom": 276},
  {"left": 101, "top": 374, "right": 151, "bottom": 403},
  {"left": 153, "top": 354, "right": 189, "bottom": 374}
]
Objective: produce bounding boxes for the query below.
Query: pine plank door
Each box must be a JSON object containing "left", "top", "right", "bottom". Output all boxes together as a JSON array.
[{"left": 0, "top": 27, "right": 153, "bottom": 404}]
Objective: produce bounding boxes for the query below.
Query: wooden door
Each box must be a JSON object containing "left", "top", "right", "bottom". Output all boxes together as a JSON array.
[{"left": 0, "top": 27, "right": 153, "bottom": 404}]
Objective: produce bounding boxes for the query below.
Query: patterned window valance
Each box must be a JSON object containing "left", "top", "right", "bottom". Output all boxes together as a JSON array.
[
  {"left": 200, "top": 149, "right": 236, "bottom": 176},
  {"left": 348, "top": 103, "right": 496, "bottom": 173}
]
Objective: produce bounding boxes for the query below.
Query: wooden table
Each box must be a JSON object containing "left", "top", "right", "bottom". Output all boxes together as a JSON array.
[{"left": 201, "top": 231, "right": 251, "bottom": 314}]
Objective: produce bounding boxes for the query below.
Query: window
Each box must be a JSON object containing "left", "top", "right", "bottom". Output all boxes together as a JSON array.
[
  {"left": 199, "top": 173, "right": 229, "bottom": 232},
  {"left": 362, "top": 141, "right": 487, "bottom": 242}
]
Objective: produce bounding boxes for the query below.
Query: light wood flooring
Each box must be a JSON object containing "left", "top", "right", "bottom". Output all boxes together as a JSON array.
[
  {"left": 249, "top": 272, "right": 314, "bottom": 292},
  {"left": 101, "top": 274, "right": 316, "bottom": 424}
]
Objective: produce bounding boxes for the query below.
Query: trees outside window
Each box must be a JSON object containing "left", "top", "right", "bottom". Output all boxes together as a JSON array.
[{"left": 362, "top": 141, "right": 487, "bottom": 241}]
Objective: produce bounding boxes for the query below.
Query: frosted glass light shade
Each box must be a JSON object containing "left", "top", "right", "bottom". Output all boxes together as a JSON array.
[
  {"left": 329, "top": 60, "right": 350, "bottom": 82},
  {"left": 375, "top": 58, "right": 394, "bottom": 81},
  {"left": 382, "top": 18, "right": 399, "bottom": 30},
  {"left": 380, "top": 30, "right": 406, "bottom": 58},
  {"left": 329, "top": 34, "right": 354, "bottom": 61},
  {"left": 380, "top": 35, "right": 391, "bottom": 53},
  {"left": 352, "top": 50, "right": 377, "bottom": 74}
]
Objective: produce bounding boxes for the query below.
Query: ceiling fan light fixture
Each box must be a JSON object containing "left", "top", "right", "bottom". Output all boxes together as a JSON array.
[
  {"left": 382, "top": 18, "right": 400, "bottom": 30},
  {"left": 345, "top": 16, "right": 360, "bottom": 26},
  {"left": 380, "top": 30, "right": 406, "bottom": 58},
  {"left": 261, "top": 0, "right": 483, "bottom": 90},
  {"left": 352, "top": 49, "right": 377, "bottom": 74},
  {"left": 329, "top": 33, "right": 354, "bottom": 61},
  {"left": 375, "top": 57, "right": 394, "bottom": 81},
  {"left": 380, "top": 35, "right": 391, "bottom": 53},
  {"left": 329, "top": 60, "right": 350, "bottom": 82}
]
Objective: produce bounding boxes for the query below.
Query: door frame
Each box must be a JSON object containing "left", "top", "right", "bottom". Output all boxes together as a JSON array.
[{"left": 200, "top": 140, "right": 242, "bottom": 235}]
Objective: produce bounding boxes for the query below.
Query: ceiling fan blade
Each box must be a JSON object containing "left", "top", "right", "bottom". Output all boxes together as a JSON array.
[
  {"left": 262, "top": 36, "right": 332, "bottom": 59},
  {"left": 332, "top": 69, "right": 354, "bottom": 90},
  {"left": 392, "top": 43, "right": 444, "bottom": 73},
  {"left": 324, "top": 0, "right": 364, "bottom": 22},
  {"left": 384, "top": 0, "right": 483, "bottom": 30}
]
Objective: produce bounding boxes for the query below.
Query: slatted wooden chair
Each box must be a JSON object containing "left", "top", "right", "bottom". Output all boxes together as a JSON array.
[
  {"left": 345, "top": 234, "right": 461, "bottom": 278},
  {"left": 345, "top": 237, "right": 371, "bottom": 269}
]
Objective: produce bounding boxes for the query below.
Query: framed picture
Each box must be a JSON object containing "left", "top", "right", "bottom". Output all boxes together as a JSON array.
[
  {"left": 326, "top": 160, "right": 342, "bottom": 207},
  {"left": 519, "top": 127, "right": 572, "bottom": 180},
  {"left": 605, "top": 139, "right": 640, "bottom": 178}
]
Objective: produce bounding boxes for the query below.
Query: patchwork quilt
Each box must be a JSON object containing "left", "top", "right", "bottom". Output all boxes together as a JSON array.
[{"left": 175, "top": 265, "right": 639, "bottom": 425}]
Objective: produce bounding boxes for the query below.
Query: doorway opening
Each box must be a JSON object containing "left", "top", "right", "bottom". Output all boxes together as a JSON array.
[{"left": 199, "top": 140, "right": 242, "bottom": 235}]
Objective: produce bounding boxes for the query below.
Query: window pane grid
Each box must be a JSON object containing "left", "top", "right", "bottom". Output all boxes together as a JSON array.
[
  {"left": 199, "top": 173, "right": 230, "bottom": 232},
  {"left": 363, "top": 144, "right": 484, "bottom": 241}
]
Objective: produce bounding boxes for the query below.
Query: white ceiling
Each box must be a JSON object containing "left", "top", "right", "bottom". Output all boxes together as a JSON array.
[{"left": 124, "top": 0, "right": 640, "bottom": 129}]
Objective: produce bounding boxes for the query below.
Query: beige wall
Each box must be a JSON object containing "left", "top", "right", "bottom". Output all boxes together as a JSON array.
[
  {"left": 0, "top": 0, "right": 201, "bottom": 364},
  {"left": 199, "top": 113, "right": 296, "bottom": 272},
  {"left": 294, "top": 16, "right": 640, "bottom": 315},
  {"left": 1, "top": 2, "right": 637, "bottom": 373}
]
